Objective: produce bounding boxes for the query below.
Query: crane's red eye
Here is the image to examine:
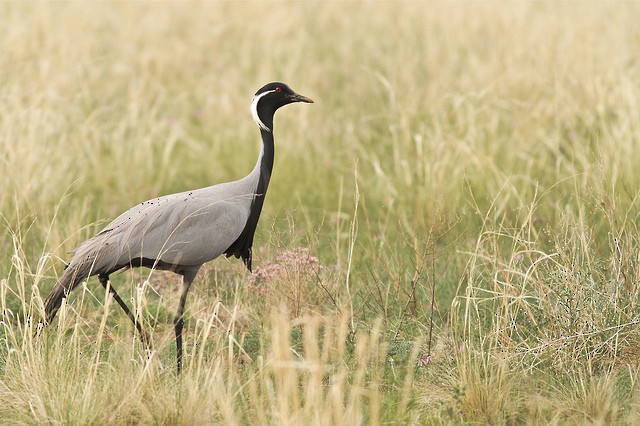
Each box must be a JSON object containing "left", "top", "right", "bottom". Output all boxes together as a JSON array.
[{"left": 275, "top": 87, "right": 282, "bottom": 93}]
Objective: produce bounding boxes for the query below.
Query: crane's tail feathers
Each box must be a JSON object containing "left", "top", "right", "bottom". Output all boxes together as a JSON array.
[{"left": 43, "top": 261, "right": 93, "bottom": 324}]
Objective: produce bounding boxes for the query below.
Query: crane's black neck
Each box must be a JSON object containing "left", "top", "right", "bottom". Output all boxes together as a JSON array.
[
  {"left": 257, "top": 128, "right": 275, "bottom": 190},
  {"left": 224, "top": 128, "right": 275, "bottom": 271}
]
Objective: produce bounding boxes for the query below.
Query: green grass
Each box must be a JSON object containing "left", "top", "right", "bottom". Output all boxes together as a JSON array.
[{"left": 3, "top": 1, "right": 640, "bottom": 423}]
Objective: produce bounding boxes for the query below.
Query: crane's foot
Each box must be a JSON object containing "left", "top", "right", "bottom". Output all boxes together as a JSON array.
[{"left": 137, "top": 327, "right": 152, "bottom": 351}]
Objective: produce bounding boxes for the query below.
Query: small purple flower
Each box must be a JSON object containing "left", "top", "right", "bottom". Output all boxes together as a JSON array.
[
  {"left": 247, "top": 247, "right": 322, "bottom": 294},
  {"left": 166, "top": 116, "right": 178, "bottom": 127},
  {"left": 193, "top": 108, "right": 204, "bottom": 121},
  {"left": 418, "top": 355, "right": 432, "bottom": 365}
]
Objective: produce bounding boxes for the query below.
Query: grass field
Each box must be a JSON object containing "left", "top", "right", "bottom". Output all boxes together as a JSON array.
[{"left": 2, "top": 1, "right": 640, "bottom": 423}]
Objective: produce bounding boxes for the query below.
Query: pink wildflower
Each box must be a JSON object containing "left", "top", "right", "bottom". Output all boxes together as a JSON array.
[
  {"left": 247, "top": 247, "right": 322, "bottom": 294},
  {"left": 453, "top": 343, "right": 465, "bottom": 354},
  {"left": 418, "top": 355, "right": 432, "bottom": 365}
]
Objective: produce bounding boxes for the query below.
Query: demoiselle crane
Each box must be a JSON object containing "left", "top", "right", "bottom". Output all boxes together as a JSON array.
[{"left": 42, "top": 82, "right": 313, "bottom": 373}]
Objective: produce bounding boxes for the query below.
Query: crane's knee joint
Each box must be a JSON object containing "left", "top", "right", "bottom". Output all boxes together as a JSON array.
[{"left": 173, "top": 314, "right": 183, "bottom": 327}]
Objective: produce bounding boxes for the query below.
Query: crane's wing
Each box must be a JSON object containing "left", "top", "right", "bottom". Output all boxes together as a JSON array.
[{"left": 69, "top": 181, "right": 255, "bottom": 275}]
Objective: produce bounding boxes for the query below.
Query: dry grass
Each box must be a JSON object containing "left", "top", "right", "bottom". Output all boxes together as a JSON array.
[{"left": 3, "top": 1, "right": 640, "bottom": 423}]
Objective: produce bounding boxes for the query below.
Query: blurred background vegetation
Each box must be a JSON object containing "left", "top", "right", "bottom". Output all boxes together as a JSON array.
[{"left": 2, "top": 2, "right": 640, "bottom": 423}]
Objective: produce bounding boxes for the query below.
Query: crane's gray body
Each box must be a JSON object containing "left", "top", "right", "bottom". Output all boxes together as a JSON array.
[{"left": 72, "top": 158, "right": 261, "bottom": 275}]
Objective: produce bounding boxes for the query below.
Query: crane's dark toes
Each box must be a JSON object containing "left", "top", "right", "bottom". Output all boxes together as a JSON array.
[{"left": 138, "top": 329, "right": 152, "bottom": 349}]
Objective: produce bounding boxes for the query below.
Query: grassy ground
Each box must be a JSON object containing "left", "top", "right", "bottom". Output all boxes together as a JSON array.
[{"left": 2, "top": 1, "right": 640, "bottom": 423}]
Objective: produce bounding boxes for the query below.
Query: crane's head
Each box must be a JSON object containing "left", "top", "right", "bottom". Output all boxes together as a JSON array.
[{"left": 251, "top": 82, "right": 313, "bottom": 132}]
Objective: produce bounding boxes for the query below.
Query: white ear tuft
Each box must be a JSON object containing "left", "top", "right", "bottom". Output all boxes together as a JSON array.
[{"left": 250, "top": 90, "right": 275, "bottom": 132}]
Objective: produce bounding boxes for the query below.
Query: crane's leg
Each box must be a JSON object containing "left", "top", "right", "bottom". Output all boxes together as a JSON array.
[
  {"left": 174, "top": 267, "right": 199, "bottom": 375},
  {"left": 98, "top": 273, "right": 151, "bottom": 349}
]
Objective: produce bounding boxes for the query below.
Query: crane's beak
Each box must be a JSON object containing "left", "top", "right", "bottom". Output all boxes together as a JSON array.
[{"left": 288, "top": 93, "right": 314, "bottom": 103}]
